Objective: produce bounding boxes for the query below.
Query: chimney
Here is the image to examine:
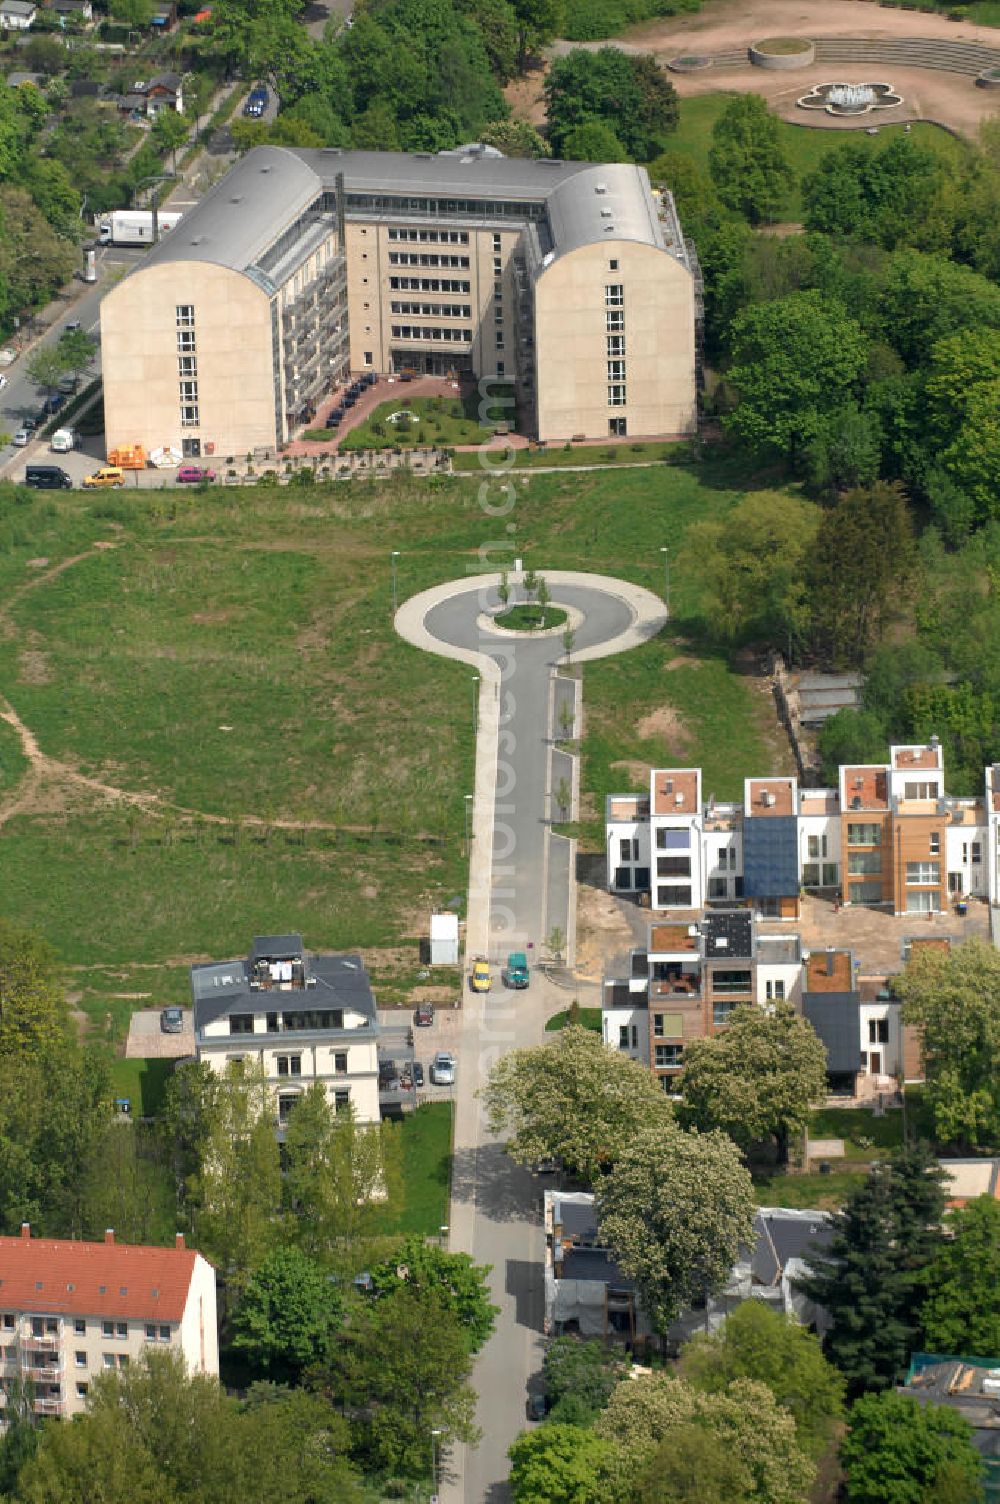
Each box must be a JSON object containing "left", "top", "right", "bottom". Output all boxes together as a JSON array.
[
  {"left": 826, "top": 949, "right": 835, "bottom": 977},
  {"left": 104, "top": 1229, "right": 115, "bottom": 1245},
  {"left": 20, "top": 1223, "right": 30, "bottom": 1240},
  {"left": 175, "top": 1233, "right": 185, "bottom": 1250}
]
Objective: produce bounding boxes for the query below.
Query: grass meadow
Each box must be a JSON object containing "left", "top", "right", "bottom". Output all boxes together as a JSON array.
[{"left": 0, "top": 458, "right": 798, "bottom": 1011}]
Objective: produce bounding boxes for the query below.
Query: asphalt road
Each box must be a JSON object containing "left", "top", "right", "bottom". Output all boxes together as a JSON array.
[
  {"left": 0, "top": 246, "right": 147, "bottom": 479},
  {"left": 425, "top": 583, "right": 632, "bottom": 951},
  {"left": 420, "top": 581, "right": 638, "bottom": 1503}
]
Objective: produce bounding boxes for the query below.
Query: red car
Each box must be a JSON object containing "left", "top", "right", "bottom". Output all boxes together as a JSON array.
[{"left": 177, "top": 465, "right": 216, "bottom": 484}]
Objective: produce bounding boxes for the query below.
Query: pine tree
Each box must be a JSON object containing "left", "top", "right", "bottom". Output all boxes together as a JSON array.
[{"left": 796, "top": 1147, "right": 946, "bottom": 1397}]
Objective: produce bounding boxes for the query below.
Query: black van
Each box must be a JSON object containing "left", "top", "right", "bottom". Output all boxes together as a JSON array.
[{"left": 25, "top": 465, "right": 72, "bottom": 490}]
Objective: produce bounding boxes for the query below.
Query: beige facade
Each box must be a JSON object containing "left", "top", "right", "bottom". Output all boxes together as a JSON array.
[
  {"left": 102, "top": 260, "right": 275, "bottom": 459},
  {"left": 534, "top": 240, "right": 696, "bottom": 441},
  {"left": 0, "top": 1227, "right": 218, "bottom": 1422},
  {"left": 99, "top": 147, "right": 698, "bottom": 459}
]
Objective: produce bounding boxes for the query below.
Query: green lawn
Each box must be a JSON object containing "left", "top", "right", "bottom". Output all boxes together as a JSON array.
[
  {"left": 0, "top": 714, "right": 27, "bottom": 800},
  {"left": 338, "top": 391, "right": 515, "bottom": 452},
  {"left": 109, "top": 1056, "right": 175, "bottom": 1119},
  {"left": 451, "top": 440, "right": 690, "bottom": 471},
  {"left": 667, "top": 94, "right": 964, "bottom": 222},
  {"left": 495, "top": 604, "right": 567, "bottom": 631},
  {"left": 545, "top": 1006, "right": 602, "bottom": 1031},
  {"left": 371, "top": 1102, "right": 453, "bottom": 1237},
  {"left": 810, "top": 1105, "right": 904, "bottom": 1162},
  {"left": 753, "top": 1167, "right": 866, "bottom": 1211},
  {"left": 0, "top": 460, "right": 795, "bottom": 985}
]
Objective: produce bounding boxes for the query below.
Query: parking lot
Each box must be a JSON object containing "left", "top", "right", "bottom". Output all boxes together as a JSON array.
[
  {"left": 377, "top": 1006, "right": 459, "bottom": 1110},
  {"left": 124, "top": 1007, "right": 195, "bottom": 1060}
]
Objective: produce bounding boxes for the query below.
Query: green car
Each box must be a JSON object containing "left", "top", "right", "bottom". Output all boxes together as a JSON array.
[{"left": 502, "top": 951, "right": 530, "bottom": 989}]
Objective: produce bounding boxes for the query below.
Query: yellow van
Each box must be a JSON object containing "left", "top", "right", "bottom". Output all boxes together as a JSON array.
[{"left": 82, "top": 466, "right": 125, "bottom": 489}]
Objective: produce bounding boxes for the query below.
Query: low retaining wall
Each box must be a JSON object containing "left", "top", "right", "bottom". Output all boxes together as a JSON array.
[{"left": 750, "top": 39, "right": 817, "bottom": 69}]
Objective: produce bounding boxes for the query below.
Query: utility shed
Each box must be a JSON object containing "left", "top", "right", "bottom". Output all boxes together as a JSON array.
[{"left": 430, "top": 912, "right": 459, "bottom": 966}]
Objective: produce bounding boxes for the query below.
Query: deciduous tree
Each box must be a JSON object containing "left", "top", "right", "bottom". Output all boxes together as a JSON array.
[
  {"left": 708, "top": 93, "right": 793, "bottom": 224},
  {"left": 679, "top": 1301, "right": 845, "bottom": 1460},
  {"left": 482, "top": 1022, "right": 674, "bottom": 1183},
  {"left": 595, "top": 1372, "right": 815, "bottom": 1504},
  {"left": 839, "top": 1391, "right": 985, "bottom": 1504},
  {"left": 230, "top": 1246, "right": 342, "bottom": 1382},
  {"left": 895, "top": 939, "right": 1000, "bottom": 1148},
  {"left": 679, "top": 1004, "right": 828, "bottom": 1165},
  {"left": 919, "top": 1196, "right": 1000, "bottom": 1356},
  {"left": 725, "top": 291, "right": 869, "bottom": 463},
  {"left": 325, "top": 1287, "right": 479, "bottom": 1476},
  {"left": 508, "top": 1423, "right": 621, "bottom": 1504},
  {"left": 807, "top": 482, "right": 914, "bottom": 668},
  {"left": 366, "top": 1235, "right": 498, "bottom": 1353},
  {"left": 595, "top": 1123, "right": 755, "bottom": 1332},
  {"left": 542, "top": 1336, "right": 627, "bottom": 1425}
]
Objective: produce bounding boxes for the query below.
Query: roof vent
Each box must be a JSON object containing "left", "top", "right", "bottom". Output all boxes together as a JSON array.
[
  {"left": 259, "top": 165, "right": 271, "bottom": 173},
  {"left": 595, "top": 183, "right": 608, "bottom": 194},
  {"left": 600, "top": 208, "right": 613, "bottom": 218},
  {"left": 716, "top": 935, "right": 728, "bottom": 949},
  {"left": 674, "top": 792, "right": 684, "bottom": 806},
  {"left": 230, "top": 195, "right": 244, "bottom": 204}
]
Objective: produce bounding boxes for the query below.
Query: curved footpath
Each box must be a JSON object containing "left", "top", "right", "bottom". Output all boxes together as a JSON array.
[{"left": 395, "top": 571, "right": 666, "bottom": 1504}]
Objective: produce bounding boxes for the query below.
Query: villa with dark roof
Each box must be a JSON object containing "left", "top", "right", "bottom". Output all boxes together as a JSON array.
[
  {"left": 191, "top": 934, "right": 381, "bottom": 1127},
  {"left": 99, "top": 144, "right": 698, "bottom": 458}
]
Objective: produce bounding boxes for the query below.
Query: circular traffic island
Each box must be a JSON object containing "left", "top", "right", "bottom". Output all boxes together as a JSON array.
[
  {"left": 494, "top": 604, "right": 568, "bottom": 632},
  {"left": 750, "top": 36, "right": 816, "bottom": 69}
]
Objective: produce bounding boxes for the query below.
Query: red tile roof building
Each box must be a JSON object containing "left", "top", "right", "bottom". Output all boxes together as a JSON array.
[{"left": 0, "top": 1226, "right": 217, "bottom": 1420}]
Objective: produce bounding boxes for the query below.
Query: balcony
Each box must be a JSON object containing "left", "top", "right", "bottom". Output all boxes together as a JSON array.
[
  {"left": 22, "top": 1333, "right": 61, "bottom": 1352},
  {"left": 650, "top": 975, "right": 701, "bottom": 1000},
  {"left": 33, "top": 1396, "right": 64, "bottom": 1417}
]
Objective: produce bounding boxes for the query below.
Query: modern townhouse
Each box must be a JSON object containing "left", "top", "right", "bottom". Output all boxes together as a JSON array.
[
  {"left": 0, "top": 1225, "right": 217, "bottom": 1422},
  {"left": 607, "top": 740, "right": 993, "bottom": 918}
]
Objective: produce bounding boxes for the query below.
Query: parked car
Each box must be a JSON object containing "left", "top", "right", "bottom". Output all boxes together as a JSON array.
[
  {"left": 56, "top": 374, "right": 78, "bottom": 396},
  {"left": 243, "top": 84, "right": 268, "bottom": 118},
  {"left": 177, "top": 465, "right": 216, "bottom": 484},
  {"left": 526, "top": 1393, "right": 548, "bottom": 1422},
  {"left": 414, "top": 1003, "right": 434, "bottom": 1027},
  {"left": 82, "top": 466, "right": 125, "bottom": 489},
  {"left": 41, "top": 393, "right": 65, "bottom": 416},
  {"left": 25, "top": 464, "right": 72, "bottom": 490},
  {"left": 378, "top": 1059, "right": 399, "bottom": 1089},
  {"left": 470, "top": 958, "right": 491, "bottom": 993},
  {"left": 13, "top": 427, "right": 30, "bottom": 447},
  {"left": 430, "top": 1051, "right": 456, "bottom": 1085},
  {"left": 412, "top": 1061, "right": 424, "bottom": 1088},
  {"left": 160, "top": 1007, "right": 184, "bottom": 1034},
  {"left": 502, "top": 951, "right": 530, "bottom": 989},
  {"left": 65, "top": 319, "right": 82, "bottom": 332},
  {"left": 0, "top": 373, "right": 6, "bottom": 391}
]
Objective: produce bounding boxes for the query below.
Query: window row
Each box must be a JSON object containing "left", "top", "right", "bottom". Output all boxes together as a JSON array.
[
  {"left": 389, "top": 277, "right": 470, "bottom": 293},
  {"left": 608, "top": 384, "right": 626, "bottom": 407},
  {"left": 607, "top": 334, "right": 625, "bottom": 357},
  {"left": 389, "top": 302, "right": 471, "bottom": 319},
  {"left": 390, "top": 325, "right": 471, "bottom": 344},
  {"left": 387, "top": 227, "right": 468, "bottom": 244},
  {"left": 388, "top": 253, "right": 470, "bottom": 269},
  {"left": 229, "top": 1009, "right": 346, "bottom": 1034},
  {"left": 275, "top": 1052, "right": 349, "bottom": 1076}
]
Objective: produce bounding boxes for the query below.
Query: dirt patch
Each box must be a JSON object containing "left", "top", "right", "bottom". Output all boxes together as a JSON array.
[
  {"left": 26, "top": 558, "right": 50, "bottom": 569},
  {"left": 611, "top": 759, "right": 651, "bottom": 786},
  {"left": 636, "top": 704, "right": 692, "bottom": 747},
  {"left": 361, "top": 883, "right": 379, "bottom": 900},
  {"left": 190, "top": 608, "right": 236, "bottom": 626},
  {"left": 17, "top": 650, "right": 53, "bottom": 686},
  {"left": 575, "top": 876, "right": 637, "bottom": 982},
  {"left": 665, "top": 655, "right": 704, "bottom": 671}
]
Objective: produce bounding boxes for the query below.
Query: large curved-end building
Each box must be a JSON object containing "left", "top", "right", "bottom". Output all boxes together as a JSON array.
[{"left": 100, "top": 145, "right": 698, "bottom": 459}]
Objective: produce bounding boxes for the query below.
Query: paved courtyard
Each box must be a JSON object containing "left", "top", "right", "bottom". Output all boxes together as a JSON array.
[
  {"left": 793, "top": 892, "right": 990, "bottom": 974},
  {"left": 124, "top": 1008, "right": 194, "bottom": 1059}
]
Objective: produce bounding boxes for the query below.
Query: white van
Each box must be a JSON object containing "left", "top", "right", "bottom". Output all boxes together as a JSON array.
[{"left": 50, "top": 428, "right": 76, "bottom": 453}]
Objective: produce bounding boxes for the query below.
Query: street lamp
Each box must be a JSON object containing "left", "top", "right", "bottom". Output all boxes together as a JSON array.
[
  {"left": 391, "top": 550, "right": 400, "bottom": 616},
  {"left": 660, "top": 546, "right": 670, "bottom": 616},
  {"left": 430, "top": 1428, "right": 443, "bottom": 1497},
  {"left": 471, "top": 673, "right": 480, "bottom": 735},
  {"left": 463, "top": 793, "right": 473, "bottom": 857}
]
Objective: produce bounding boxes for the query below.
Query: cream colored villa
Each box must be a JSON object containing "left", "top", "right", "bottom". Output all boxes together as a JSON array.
[
  {"left": 191, "top": 934, "right": 381, "bottom": 1128},
  {"left": 99, "top": 145, "right": 698, "bottom": 457}
]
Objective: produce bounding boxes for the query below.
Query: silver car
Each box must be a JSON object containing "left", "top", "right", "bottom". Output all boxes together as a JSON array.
[{"left": 430, "top": 1051, "right": 456, "bottom": 1085}]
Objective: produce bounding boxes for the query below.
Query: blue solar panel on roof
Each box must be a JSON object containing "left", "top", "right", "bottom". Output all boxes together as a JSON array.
[{"left": 742, "top": 815, "right": 799, "bottom": 898}]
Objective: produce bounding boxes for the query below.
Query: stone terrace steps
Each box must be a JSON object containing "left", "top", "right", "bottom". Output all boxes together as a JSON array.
[{"left": 705, "top": 36, "right": 1000, "bottom": 75}]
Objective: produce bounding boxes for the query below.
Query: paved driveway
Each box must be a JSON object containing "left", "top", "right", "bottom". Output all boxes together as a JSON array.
[{"left": 124, "top": 1008, "right": 194, "bottom": 1059}]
